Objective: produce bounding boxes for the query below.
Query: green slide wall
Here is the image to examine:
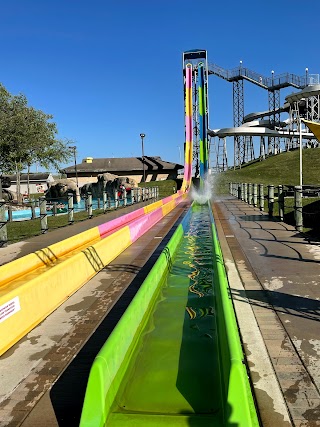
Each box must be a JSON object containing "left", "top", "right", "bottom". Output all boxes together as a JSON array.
[{"left": 209, "top": 206, "right": 259, "bottom": 425}]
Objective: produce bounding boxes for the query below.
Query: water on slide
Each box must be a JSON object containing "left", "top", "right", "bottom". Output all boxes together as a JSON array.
[{"left": 107, "top": 204, "right": 222, "bottom": 424}]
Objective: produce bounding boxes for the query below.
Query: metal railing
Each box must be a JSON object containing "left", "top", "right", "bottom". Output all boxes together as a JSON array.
[
  {"left": 0, "top": 187, "right": 160, "bottom": 247},
  {"left": 229, "top": 182, "right": 320, "bottom": 233},
  {"left": 209, "top": 63, "right": 307, "bottom": 90}
]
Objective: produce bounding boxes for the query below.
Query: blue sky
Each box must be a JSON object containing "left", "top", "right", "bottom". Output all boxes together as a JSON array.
[{"left": 1, "top": 0, "right": 320, "bottom": 170}]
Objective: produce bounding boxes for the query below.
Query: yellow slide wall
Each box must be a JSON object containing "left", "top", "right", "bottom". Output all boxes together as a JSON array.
[{"left": 0, "top": 227, "right": 132, "bottom": 355}]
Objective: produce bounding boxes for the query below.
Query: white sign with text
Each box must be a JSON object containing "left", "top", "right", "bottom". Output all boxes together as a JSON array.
[{"left": 0, "top": 297, "right": 21, "bottom": 323}]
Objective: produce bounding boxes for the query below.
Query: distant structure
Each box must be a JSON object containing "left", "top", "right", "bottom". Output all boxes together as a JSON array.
[
  {"left": 206, "top": 61, "right": 320, "bottom": 170},
  {"left": 182, "top": 49, "right": 209, "bottom": 180},
  {"left": 62, "top": 156, "right": 183, "bottom": 186},
  {"left": 6, "top": 173, "right": 54, "bottom": 196},
  {"left": 182, "top": 50, "right": 320, "bottom": 172}
]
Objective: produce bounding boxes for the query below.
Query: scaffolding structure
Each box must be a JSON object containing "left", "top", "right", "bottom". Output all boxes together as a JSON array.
[
  {"left": 208, "top": 63, "right": 309, "bottom": 169},
  {"left": 182, "top": 51, "right": 320, "bottom": 175},
  {"left": 286, "top": 85, "right": 320, "bottom": 150}
]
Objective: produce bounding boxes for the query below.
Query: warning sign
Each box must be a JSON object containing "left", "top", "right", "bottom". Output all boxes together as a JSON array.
[{"left": 0, "top": 297, "right": 21, "bottom": 323}]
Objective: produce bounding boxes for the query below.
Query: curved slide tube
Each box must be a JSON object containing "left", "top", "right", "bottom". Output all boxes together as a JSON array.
[
  {"left": 198, "top": 62, "right": 209, "bottom": 182},
  {"left": 80, "top": 202, "right": 259, "bottom": 426},
  {"left": 0, "top": 192, "right": 187, "bottom": 356},
  {"left": 181, "top": 63, "right": 193, "bottom": 192},
  {"left": 182, "top": 60, "right": 209, "bottom": 190}
]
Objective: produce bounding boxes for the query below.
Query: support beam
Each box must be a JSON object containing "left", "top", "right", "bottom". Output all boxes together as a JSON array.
[{"left": 233, "top": 80, "right": 245, "bottom": 167}]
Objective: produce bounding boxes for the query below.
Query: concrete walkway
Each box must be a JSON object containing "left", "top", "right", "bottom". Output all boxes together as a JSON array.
[{"left": 213, "top": 196, "right": 320, "bottom": 427}]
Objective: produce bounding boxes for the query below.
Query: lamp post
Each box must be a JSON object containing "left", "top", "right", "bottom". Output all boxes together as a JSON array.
[
  {"left": 140, "top": 133, "right": 146, "bottom": 182},
  {"left": 305, "top": 67, "right": 309, "bottom": 86},
  {"left": 299, "top": 118, "right": 303, "bottom": 187},
  {"left": 68, "top": 145, "right": 79, "bottom": 188}
]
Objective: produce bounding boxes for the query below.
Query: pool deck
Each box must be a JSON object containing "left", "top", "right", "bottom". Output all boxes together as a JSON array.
[{"left": 0, "top": 196, "right": 320, "bottom": 426}]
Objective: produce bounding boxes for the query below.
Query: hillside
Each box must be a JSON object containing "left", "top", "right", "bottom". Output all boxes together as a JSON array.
[{"left": 213, "top": 148, "right": 320, "bottom": 194}]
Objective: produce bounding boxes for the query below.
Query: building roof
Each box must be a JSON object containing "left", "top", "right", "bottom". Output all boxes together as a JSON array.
[
  {"left": 7, "top": 173, "right": 53, "bottom": 182},
  {"left": 62, "top": 156, "right": 183, "bottom": 174}
]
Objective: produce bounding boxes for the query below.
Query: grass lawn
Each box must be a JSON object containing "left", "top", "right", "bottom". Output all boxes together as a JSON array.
[{"left": 212, "top": 148, "right": 320, "bottom": 195}]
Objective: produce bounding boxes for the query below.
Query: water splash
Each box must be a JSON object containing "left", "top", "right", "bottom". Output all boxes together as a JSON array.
[{"left": 190, "top": 174, "right": 213, "bottom": 204}]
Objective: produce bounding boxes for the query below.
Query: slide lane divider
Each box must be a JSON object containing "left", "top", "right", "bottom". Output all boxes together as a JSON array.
[
  {"left": 208, "top": 203, "right": 259, "bottom": 426},
  {"left": 198, "top": 62, "right": 209, "bottom": 181},
  {"left": 181, "top": 63, "right": 193, "bottom": 192},
  {"left": 0, "top": 192, "right": 187, "bottom": 356}
]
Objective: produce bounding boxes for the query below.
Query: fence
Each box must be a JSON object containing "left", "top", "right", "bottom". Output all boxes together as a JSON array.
[
  {"left": 0, "top": 187, "right": 159, "bottom": 247},
  {"left": 229, "top": 183, "right": 320, "bottom": 233}
]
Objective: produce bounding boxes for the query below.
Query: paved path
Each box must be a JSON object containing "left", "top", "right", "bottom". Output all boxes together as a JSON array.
[{"left": 213, "top": 196, "right": 320, "bottom": 427}]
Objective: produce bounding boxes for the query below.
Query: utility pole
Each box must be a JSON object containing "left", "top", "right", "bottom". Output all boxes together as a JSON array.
[
  {"left": 68, "top": 145, "right": 79, "bottom": 188},
  {"left": 140, "top": 133, "right": 146, "bottom": 182}
]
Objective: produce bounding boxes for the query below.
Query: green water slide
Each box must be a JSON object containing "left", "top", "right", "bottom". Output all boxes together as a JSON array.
[{"left": 80, "top": 203, "right": 260, "bottom": 427}]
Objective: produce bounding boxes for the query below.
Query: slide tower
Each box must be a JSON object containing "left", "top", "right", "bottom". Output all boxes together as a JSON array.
[{"left": 182, "top": 50, "right": 209, "bottom": 189}]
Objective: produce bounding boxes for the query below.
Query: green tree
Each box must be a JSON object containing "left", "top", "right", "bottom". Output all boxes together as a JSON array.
[
  {"left": 22, "top": 107, "right": 74, "bottom": 195},
  {"left": 0, "top": 84, "right": 73, "bottom": 201},
  {"left": 0, "top": 86, "right": 29, "bottom": 199}
]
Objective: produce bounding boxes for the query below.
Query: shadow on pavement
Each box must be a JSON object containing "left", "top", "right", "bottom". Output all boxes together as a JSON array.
[{"left": 231, "top": 288, "right": 320, "bottom": 322}]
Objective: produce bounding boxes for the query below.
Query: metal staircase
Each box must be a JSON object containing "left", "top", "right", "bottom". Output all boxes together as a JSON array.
[
  {"left": 208, "top": 63, "right": 307, "bottom": 90},
  {"left": 208, "top": 63, "right": 311, "bottom": 167}
]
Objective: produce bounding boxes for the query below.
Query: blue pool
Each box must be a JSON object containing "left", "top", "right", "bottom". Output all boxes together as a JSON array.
[{"left": 6, "top": 198, "right": 131, "bottom": 221}]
